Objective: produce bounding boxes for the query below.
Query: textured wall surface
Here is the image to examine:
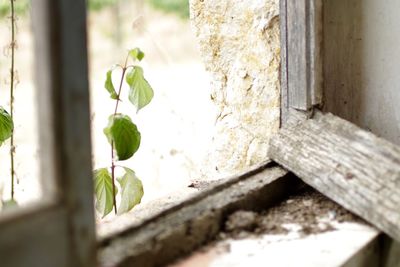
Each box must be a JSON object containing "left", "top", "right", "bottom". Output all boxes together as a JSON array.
[
  {"left": 190, "top": 0, "right": 280, "bottom": 178},
  {"left": 323, "top": 0, "right": 400, "bottom": 146}
]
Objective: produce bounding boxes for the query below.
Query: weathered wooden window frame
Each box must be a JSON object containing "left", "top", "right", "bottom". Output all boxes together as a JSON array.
[
  {"left": 277, "top": 0, "right": 400, "bottom": 261},
  {"left": 99, "top": 0, "right": 400, "bottom": 265},
  {"left": 0, "top": 1, "right": 96, "bottom": 266},
  {"left": 280, "top": 0, "right": 323, "bottom": 123},
  {"left": 0, "top": 0, "right": 399, "bottom": 266}
]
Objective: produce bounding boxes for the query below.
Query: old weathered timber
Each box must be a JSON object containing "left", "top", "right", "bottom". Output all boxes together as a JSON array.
[
  {"left": 32, "top": 0, "right": 96, "bottom": 266},
  {"left": 285, "top": 0, "right": 323, "bottom": 113},
  {"left": 0, "top": 1, "right": 95, "bottom": 267},
  {"left": 268, "top": 111, "right": 400, "bottom": 242},
  {"left": 99, "top": 165, "right": 301, "bottom": 267}
]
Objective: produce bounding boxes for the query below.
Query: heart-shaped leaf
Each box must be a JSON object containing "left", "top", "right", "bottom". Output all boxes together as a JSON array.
[
  {"left": 0, "top": 107, "right": 13, "bottom": 146},
  {"left": 117, "top": 167, "right": 144, "bottom": 215},
  {"left": 105, "top": 68, "right": 118, "bottom": 100},
  {"left": 103, "top": 114, "right": 141, "bottom": 161},
  {"left": 94, "top": 168, "right": 115, "bottom": 218},
  {"left": 129, "top": 48, "right": 145, "bottom": 62},
  {"left": 126, "top": 66, "right": 154, "bottom": 112}
]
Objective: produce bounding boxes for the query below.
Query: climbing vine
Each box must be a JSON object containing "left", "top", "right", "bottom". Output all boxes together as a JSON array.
[
  {"left": 0, "top": 1, "right": 153, "bottom": 216},
  {"left": 0, "top": 0, "right": 17, "bottom": 210},
  {"left": 9, "top": 0, "right": 16, "bottom": 204},
  {"left": 94, "top": 48, "right": 153, "bottom": 217}
]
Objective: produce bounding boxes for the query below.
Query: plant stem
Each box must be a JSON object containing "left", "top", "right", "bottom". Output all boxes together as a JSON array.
[
  {"left": 110, "top": 55, "right": 129, "bottom": 214},
  {"left": 9, "top": 0, "right": 15, "bottom": 200}
]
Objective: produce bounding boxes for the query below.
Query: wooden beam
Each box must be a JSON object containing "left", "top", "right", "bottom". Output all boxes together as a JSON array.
[
  {"left": 55, "top": 1, "right": 97, "bottom": 265},
  {"left": 280, "top": 0, "right": 289, "bottom": 125},
  {"left": 32, "top": 0, "right": 96, "bottom": 266},
  {"left": 287, "top": 0, "right": 309, "bottom": 109},
  {"left": 0, "top": 1, "right": 95, "bottom": 266},
  {"left": 99, "top": 161, "right": 279, "bottom": 241},
  {"left": 0, "top": 204, "right": 69, "bottom": 267},
  {"left": 268, "top": 111, "right": 400, "bottom": 242},
  {"left": 99, "top": 165, "right": 301, "bottom": 266},
  {"left": 309, "top": 0, "right": 323, "bottom": 106},
  {"left": 286, "top": 0, "right": 323, "bottom": 112}
]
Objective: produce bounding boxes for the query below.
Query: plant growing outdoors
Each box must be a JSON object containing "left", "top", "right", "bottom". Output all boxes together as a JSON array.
[
  {"left": 0, "top": 0, "right": 119, "bottom": 17},
  {"left": 0, "top": 107, "right": 14, "bottom": 209},
  {"left": 94, "top": 48, "right": 154, "bottom": 217},
  {"left": 147, "top": 0, "right": 189, "bottom": 19},
  {"left": 0, "top": 0, "right": 156, "bottom": 213},
  {"left": 0, "top": 0, "right": 17, "bottom": 210}
]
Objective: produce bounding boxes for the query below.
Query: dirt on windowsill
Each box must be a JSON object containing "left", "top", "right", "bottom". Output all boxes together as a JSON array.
[{"left": 220, "top": 187, "right": 366, "bottom": 240}]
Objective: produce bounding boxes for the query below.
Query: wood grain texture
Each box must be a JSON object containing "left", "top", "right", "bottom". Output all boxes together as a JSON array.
[
  {"left": 99, "top": 161, "right": 275, "bottom": 241},
  {"left": 310, "top": 0, "right": 323, "bottom": 106},
  {"left": 286, "top": 0, "right": 323, "bottom": 111},
  {"left": 268, "top": 111, "right": 400, "bottom": 242},
  {"left": 0, "top": 1, "right": 95, "bottom": 266},
  {"left": 287, "top": 0, "right": 309, "bottom": 110},
  {"left": 99, "top": 166, "right": 301, "bottom": 267},
  {"left": 31, "top": 0, "right": 96, "bottom": 266},
  {"left": 56, "top": 1, "right": 97, "bottom": 266},
  {"left": 280, "top": 0, "right": 289, "bottom": 125}
]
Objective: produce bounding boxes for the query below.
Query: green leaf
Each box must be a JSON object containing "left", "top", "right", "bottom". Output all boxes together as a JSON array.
[
  {"left": 94, "top": 168, "right": 115, "bottom": 218},
  {"left": 129, "top": 48, "right": 145, "bottom": 62},
  {"left": 117, "top": 167, "right": 144, "bottom": 215},
  {"left": 103, "top": 114, "right": 141, "bottom": 161},
  {"left": 126, "top": 66, "right": 154, "bottom": 112},
  {"left": 2, "top": 199, "right": 18, "bottom": 211},
  {"left": 0, "top": 107, "right": 13, "bottom": 146},
  {"left": 105, "top": 68, "right": 118, "bottom": 100}
]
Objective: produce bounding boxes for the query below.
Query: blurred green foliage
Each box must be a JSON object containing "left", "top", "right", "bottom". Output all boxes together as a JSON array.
[
  {"left": 0, "top": 0, "right": 29, "bottom": 18},
  {"left": 146, "top": 0, "right": 189, "bottom": 19},
  {"left": 88, "top": 0, "right": 117, "bottom": 11},
  {"left": 0, "top": 0, "right": 118, "bottom": 17},
  {"left": 0, "top": 0, "right": 189, "bottom": 19}
]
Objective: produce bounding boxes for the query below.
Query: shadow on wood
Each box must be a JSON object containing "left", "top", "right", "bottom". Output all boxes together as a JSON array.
[{"left": 268, "top": 111, "right": 400, "bottom": 243}]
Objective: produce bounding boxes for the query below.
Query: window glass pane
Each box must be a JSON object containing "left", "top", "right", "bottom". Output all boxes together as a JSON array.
[
  {"left": 89, "top": 0, "right": 212, "bottom": 221},
  {"left": 323, "top": 0, "right": 400, "bottom": 145},
  {"left": 0, "top": 1, "right": 43, "bottom": 212},
  {"left": 87, "top": 0, "right": 281, "bottom": 234}
]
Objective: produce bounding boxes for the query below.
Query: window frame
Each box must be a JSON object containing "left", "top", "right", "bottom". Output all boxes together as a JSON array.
[
  {"left": 280, "top": 0, "right": 323, "bottom": 124},
  {"left": 0, "top": 1, "right": 96, "bottom": 266},
  {"left": 0, "top": 0, "right": 398, "bottom": 266},
  {"left": 98, "top": 0, "right": 399, "bottom": 265}
]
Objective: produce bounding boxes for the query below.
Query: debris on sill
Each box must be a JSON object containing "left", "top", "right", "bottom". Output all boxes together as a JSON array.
[
  {"left": 170, "top": 189, "right": 376, "bottom": 267},
  {"left": 188, "top": 179, "right": 223, "bottom": 190},
  {"left": 221, "top": 189, "right": 366, "bottom": 240}
]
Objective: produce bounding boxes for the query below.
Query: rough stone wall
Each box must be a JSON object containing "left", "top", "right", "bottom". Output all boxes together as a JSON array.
[{"left": 190, "top": 0, "right": 280, "bottom": 178}]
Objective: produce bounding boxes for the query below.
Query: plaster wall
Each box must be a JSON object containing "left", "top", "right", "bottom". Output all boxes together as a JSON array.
[{"left": 190, "top": 0, "right": 280, "bottom": 178}]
